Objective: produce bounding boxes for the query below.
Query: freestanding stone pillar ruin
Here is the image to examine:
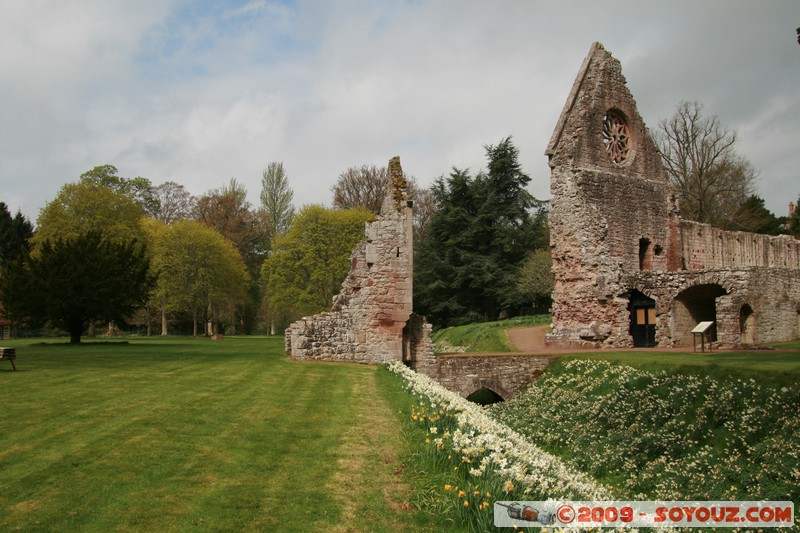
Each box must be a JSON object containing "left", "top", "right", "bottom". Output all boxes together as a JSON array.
[{"left": 285, "top": 156, "right": 434, "bottom": 364}]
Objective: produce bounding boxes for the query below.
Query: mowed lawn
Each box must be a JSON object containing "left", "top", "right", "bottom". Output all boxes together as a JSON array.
[{"left": 0, "top": 337, "right": 427, "bottom": 532}]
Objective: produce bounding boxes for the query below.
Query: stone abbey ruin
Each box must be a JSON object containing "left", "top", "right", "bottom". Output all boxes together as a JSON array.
[
  {"left": 546, "top": 42, "right": 800, "bottom": 348},
  {"left": 286, "top": 42, "right": 800, "bottom": 383},
  {"left": 285, "top": 156, "right": 434, "bottom": 364},
  {"left": 284, "top": 156, "right": 549, "bottom": 399}
]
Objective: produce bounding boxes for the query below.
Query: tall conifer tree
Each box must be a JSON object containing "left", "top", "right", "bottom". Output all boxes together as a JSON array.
[{"left": 415, "top": 137, "right": 546, "bottom": 326}]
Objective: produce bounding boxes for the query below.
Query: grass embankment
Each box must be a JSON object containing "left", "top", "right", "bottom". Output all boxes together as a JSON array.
[
  {"left": 565, "top": 350, "right": 800, "bottom": 387},
  {"left": 0, "top": 337, "right": 446, "bottom": 532},
  {"left": 431, "top": 315, "right": 550, "bottom": 352},
  {"left": 491, "top": 357, "right": 800, "bottom": 506}
]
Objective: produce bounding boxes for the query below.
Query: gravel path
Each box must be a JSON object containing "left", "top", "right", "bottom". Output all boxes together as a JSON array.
[{"left": 506, "top": 325, "right": 550, "bottom": 352}]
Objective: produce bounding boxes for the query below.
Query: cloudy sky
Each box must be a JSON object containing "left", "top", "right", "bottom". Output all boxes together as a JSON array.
[{"left": 2, "top": 0, "right": 798, "bottom": 223}]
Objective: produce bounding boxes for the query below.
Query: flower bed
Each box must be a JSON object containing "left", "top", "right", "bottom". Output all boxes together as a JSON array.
[
  {"left": 387, "top": 361, "right": 615, "bottom": 531},
  {"left": 491, "top": 359, "right": 800, "bottom": 504}
]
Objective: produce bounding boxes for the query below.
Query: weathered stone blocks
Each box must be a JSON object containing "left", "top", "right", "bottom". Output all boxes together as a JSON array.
[
  {"left": 285, "top": 157, "right": 432, "bottom": 364},
  {"left": 546, "top": 42, "right": 800, "bottom": 348}
]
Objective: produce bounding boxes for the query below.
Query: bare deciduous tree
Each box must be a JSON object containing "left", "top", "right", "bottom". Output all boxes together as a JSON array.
[
  {"left": 331, "top": 163, "right": 437, "bottom": 239},
  {"left": 332, "top": 164, "right": 388, "bottom": 213},
  {"left": 411, "top": 186, "right": 436, "bottom": 242},
  {"left": 151, "top": 181, "right": 196, "bottom": 224},
  {"left": 656, "top": 100, "right": 757, "bottom": 227}
]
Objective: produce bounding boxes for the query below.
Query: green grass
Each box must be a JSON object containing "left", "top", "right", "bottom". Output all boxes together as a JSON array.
[
  {"left": 431, "top": 315, "right": 550, "bottom": 352},
  {"left": 771, "top": 339, "right": 800, "bottom": 350},
  {"left": 561, "top": 348, "right": 800, "bottom": 386},
  {"left": 0, "top": 336, "right": 446, "bottom": 532}
]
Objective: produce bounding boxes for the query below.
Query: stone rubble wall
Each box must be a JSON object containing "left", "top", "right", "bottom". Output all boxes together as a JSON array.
[
  {"left": 546, "top": 43, "right": 673, "bottom": 348},
  {"left": 628, "top": 267, "right": 800, "bottom": 347},
  {"left": 285, "top": 156, "right": 433, "bottom": 364},
  {"left": 679, "top": 220, "right": 800, "bottom": 270},
  {"left": 410, "top": 354, "right": 553, "bottom": 400}
]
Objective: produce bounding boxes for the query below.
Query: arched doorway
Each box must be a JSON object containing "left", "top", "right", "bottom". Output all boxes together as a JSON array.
[
  {"left": 739, "top": 304, "right": 755, "bottom": 345},
  {"left": 673, "top": 284, "right": 727, "bottom": 345},
  {"left": 629, "top": 290, "right": 656, "bottom": 347}
]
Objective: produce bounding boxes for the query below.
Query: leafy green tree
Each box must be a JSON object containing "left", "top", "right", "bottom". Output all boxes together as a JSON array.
[
  {"left": 0, "top": 232, "right": 152, "bottom": 343},
  {"left": 148, "top": 220, "right": 249, "bottom": 336},
  {"left": 415, "top": 136, "right": 546, "bottom": 326},
  {"left": 195, "top": 178, "right": 269, "bottom": 269},
  {"left": 138, "top": 218, "right": 169, "bottom": 335},
  {"left": 80, "top": 164, "right": 158, "bottom": 215},
  {"left": 259, "top": 162, "right": 296, "bottom": 334},
  {"left": 517, "top": 249, "right": 553, "bottom": 314},
  {"left": 33, "top": 180, "right": 145, "bottom": 251},
  {"left": 260, "top": 162, "right": 295, "bottom": 247},
  {"left": 261, "top": 205, "right": 373, "bottom": 328},
  {"left": 195, "top": 178, "right": 269, "bottom": 333}
]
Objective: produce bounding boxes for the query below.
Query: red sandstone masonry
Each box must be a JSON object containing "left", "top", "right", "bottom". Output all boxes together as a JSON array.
[
  {"left": 546, "top": 42, "right": 800, "bottom": 348},
  {"left": 285, "top": 157, "right": 432, "bottom": 364}
]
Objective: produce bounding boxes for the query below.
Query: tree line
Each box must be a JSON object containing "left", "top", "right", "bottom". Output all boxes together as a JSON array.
[{"left": 1, "top": 101, "right": 797, "bottom": 341}]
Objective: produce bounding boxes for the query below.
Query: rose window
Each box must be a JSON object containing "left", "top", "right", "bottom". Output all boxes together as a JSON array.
[{"left": 602, "top": 110, "right": 631, "bottom": 164}]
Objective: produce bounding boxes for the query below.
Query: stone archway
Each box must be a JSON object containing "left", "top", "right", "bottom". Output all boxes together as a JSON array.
[
  {"left": 672, "top": 283, "right": 728, "bottom": 345},
  {"left": 739, "top": 304, "right": 755, "bottom": 345},
  {"left": 455, "top": 375, "right": 511, "bottom": 404},
  {"left": 466, "top": 387, "right": 504, "bottom": 405}
]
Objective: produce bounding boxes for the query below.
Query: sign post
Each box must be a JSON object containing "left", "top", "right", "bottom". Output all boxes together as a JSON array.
[{"left": 691, "top": 321, "right": 715, "bottom": 353}]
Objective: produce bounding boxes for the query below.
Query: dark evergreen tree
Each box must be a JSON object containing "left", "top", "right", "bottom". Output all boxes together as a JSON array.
[
  {"left": 788, "top": 195, "right": 800, "bottom": 238},
  {"left": 0, "top": 202, "right": 34, "bottom": 270},
  {"left": 725, "top": 195, "right": 786, "bottom": 235},
  {"left": 415, "top": 137, "right": 547, "bottom": 326},
  {"left": 0, "top": 232, "right": 152, "bottom": 343}
]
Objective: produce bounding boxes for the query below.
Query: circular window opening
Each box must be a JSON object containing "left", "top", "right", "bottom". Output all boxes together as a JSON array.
[{"left": 602, "top": 109, "right": 631, "bottom": 165}]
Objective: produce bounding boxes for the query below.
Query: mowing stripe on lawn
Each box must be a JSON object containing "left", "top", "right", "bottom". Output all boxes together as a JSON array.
[{"left": 0, "top": 337, "right": 435, "bottom": 531}]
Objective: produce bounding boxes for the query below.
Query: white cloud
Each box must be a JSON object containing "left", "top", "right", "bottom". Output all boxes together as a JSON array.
[{"left": 1, "top": 0, "right": 798, "bottom": 222}]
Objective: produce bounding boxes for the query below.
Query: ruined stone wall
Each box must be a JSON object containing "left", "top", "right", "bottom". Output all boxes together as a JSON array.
[
  {"left": 678, "top": 220, "right": 800, "bottom": 270},
  {"left": 285, "top": 157, "right": 432, "bottom": 364},
  {"left": 546, "top": 42, "right": 800, "bottom": 348},
  {"left": 628, "top": 267, "right": 800, "bottom": 346},
  {"left": 546, "top": 42, "right": 672, "bottom": 347}
]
